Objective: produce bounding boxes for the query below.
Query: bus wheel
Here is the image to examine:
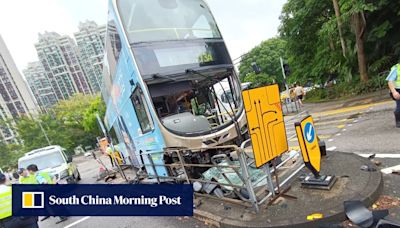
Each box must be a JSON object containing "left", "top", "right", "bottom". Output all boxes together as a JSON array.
[{"left": 76, "top": 170, "right": 81, "bottom": 181}]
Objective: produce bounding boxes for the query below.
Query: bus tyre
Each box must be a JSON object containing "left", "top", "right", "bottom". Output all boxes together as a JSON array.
[
  {"left": 76, "top": 171, "right": 81, "bottom": 181},
  {"left": 67, "top": 176, "right": 76, "bottom": 184}
]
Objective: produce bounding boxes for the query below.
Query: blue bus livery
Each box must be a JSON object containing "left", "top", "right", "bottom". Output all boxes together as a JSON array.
[{"left": 102, "top": 0, "right": 247, "bottom": 178}]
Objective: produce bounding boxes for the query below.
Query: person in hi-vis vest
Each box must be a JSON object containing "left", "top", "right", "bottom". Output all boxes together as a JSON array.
[
  {"left": 0, "top": 173, "right": 39, "bottom": 228},
  {"left": 17, "top": 168, "right": 37, "bottom": 184},
  {"left": 26, "top": 164, "right": 53, "bottom": 184},
  {"left": 106, "top": 144, "right": 124, "bottom": 167},
  {"left": 26, "top": 164, "right": 68, "bottom": 224},
  {"left": 386, "top": 63, "right": 400, "bottom": 128}
]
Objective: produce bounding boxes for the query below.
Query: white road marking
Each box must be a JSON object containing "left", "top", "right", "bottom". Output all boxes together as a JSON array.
[
  {"left": 328, "top": 139, "right": 334, "bottom": 142},
  {"left": 380, "top": 165, "right": 400, "bottom": 174},
  {"left": 348, "top": 124, "right": 353, "bottom": 127},
  {"left": 64, "top": 216, "right": 91, "bottom": 228},
  {"left": 358, "top": 154, "right": 400, "bottom": 159},
  {"left": 327, "top": 146, "right": 337, "bottom": 151},
  {"left": 353, "top": 120, "right": 358, "bottom": 123},
  {"left": 335, "top": 133, "right": 341, "bottom": 136},
  {"left": 342, "top": 129, "right": 347, "bottom": 131}
]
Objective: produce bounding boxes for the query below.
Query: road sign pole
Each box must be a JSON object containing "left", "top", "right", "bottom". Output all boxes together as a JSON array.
[{"left": 280, "top": 57, "right": 291, "bottom": 109}]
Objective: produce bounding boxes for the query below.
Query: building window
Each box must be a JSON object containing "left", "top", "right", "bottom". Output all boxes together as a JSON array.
[
  {"left": 6, "top": 103, "right": 18, "bottom": 117},
  {"left": 15, "top": 101, "right": 25, "bottom": 114},
  {"left": 130, "top": 87, "right": 153, "bottom": 134}
]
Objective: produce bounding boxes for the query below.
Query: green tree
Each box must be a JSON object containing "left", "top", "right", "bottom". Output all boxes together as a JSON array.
[
  {"left": 15, "top": 115, "right": 76, "bottom": 154},
  {"left": 242, "top": 72, "right": 274, "bottom": 88},
  {"left": 53, "top": 93, "right": 97, "bottom": 127},
  {"left": 279, "top": 0, "right": 400, "bottom": 87},
  {"left": 280, "top": 0, "right": 342, "bottom": 84},
  {"left": 13, "top": 94, "right": 105, "bottom": 155},
  {"left": 0, "top": 142, "right": 24, "bottom": 170},
  {"left": 340, "top": 0, "right": 377, "bottom": 82},
  {"left": 0, "top": 93, "right": 106, "bottom": 168},
  {"left": 239, "top": 38, "right": 287, "bottom": 87},
  {"left": 82, "top": 95, "right": 106, "bottom": 136}
]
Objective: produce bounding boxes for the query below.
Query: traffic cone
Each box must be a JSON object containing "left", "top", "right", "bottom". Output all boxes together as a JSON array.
[{"left": 98, "top": 166, "right": 107, "bottom": 180}]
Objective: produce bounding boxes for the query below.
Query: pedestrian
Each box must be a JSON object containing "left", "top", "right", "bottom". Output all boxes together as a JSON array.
[
  {"left": 294, "top": 83, "right": 305, "bottom": 106},
  {"left": 387, "top": 63, "right": 400, "bottom": 128},
  {"left": 26, "top": 164, "right": 68, "bottom": 224},
  {"left": 289, "top": 87, "right": 296, "bottom": 102},
  {"left": 0, "top": 173, "right": 39, "bottom": 228}
]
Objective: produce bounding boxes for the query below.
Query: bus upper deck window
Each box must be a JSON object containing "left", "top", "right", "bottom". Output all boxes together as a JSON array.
[{"left": 117, "top": 0, "right": 222, "bottom": 43}]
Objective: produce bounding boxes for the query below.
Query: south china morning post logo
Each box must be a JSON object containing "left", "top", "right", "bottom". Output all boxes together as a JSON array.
[
  {"left": 48, "top": 194, "right": 182, "bottom": 208},
  {"left": 22, "top": 192, "right": 44, "bottom": 209},
  {"left": 13, "top": 184, "right": 193, "bottom": 216}
]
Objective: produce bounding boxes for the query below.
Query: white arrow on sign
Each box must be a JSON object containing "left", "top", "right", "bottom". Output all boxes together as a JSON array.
[{"left": 306, "top": 125, "right": 313, "bottom": 142}]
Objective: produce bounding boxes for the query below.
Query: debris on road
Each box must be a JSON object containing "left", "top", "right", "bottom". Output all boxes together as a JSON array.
[
  {"left": 372, "top": 195, "right": 400, "bottom": 210},
  {"left": 342, "top": 196, "right": 400, "bottom": 228},
  {"left": 360, "top": 165, "right": 377, "bottom": 172},
  {"left": 306, "top": 213, "right": 323, "bottom": 221}
]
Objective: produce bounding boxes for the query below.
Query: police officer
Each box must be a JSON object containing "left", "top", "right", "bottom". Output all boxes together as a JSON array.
[
  {"left": 387, "top": 63, "right": 400, "bottom": 128},
  {"left": 26, "top": 165, "right": 53, "bottom": 184},
  {"left": 26, "top": 164, "right": 67, "bottom": 224},
  {"left": 17, "top": 168, "right": 36, "bottom": 184},
  {"left": 0, "top": 173, "right": 38, "bottom": 228}
]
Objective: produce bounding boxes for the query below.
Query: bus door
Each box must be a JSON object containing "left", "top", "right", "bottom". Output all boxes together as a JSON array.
[{"left": 130, "top": 86, "right": 168, "bottom": 177}]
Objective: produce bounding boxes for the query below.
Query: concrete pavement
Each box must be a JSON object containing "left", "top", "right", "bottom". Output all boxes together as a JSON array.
[{"left": 38, "top": 154, "right": 207, "bottom": 228}]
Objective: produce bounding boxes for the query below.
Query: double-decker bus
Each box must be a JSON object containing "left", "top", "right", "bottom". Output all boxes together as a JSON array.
[{"left": 102, "top": 0, "right": 247, "bottom": 178}]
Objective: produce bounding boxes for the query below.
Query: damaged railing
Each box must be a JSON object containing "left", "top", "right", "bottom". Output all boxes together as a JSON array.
[{"left": 134, "top": 142, "right": 305, "bottom": 213}]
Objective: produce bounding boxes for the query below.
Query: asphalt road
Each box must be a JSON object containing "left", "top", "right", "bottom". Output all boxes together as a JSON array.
[
  {"left": 38, "top": 155, "right": 207, "bottom": 228},
  {"left": 39, "top": 95, "right": 400, "bottom": 228}
]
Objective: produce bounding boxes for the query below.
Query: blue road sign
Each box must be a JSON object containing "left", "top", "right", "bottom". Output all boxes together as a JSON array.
[{"left": 304, "top": 122, "right": 315, "bottom": 143}]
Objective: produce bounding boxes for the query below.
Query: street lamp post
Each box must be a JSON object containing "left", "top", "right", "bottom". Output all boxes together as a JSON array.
[
  {"left": 37, "top": 119, "right": 51, "bottom": 146},
  {"left": 280, "top": 57, "right": 291, "bottom": 105}
]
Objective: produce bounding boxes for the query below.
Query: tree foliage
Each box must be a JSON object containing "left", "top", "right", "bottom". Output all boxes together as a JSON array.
[
  {"left": 0, "top": 142, "right": 24, "bottom": 171},
  {"left": 1, "top": 93, "right": 106, "bottom": 170},
  {"left": 239, "top": 38, "right": 287, "bottom": 87},
  {"left": 82, "top": 95, "right": 106, "bottom": 136},
  {"left": 277, "top": 0, "right": 400, "bottom": 85},
  {"left": 54, "top": 93, "right": 97, "bottom": 127}
]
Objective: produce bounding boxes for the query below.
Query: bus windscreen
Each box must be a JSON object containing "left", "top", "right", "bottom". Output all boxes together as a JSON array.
[{"left": 117, "top": 0, "right": 221, "bottom": 43}]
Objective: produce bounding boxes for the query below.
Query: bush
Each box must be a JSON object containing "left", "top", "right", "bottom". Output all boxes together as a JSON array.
[{"left": 305, "top": 75, "right": 386, "bottom": 102}]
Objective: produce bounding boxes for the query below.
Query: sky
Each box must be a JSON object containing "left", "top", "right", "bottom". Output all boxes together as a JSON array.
[{"left": 0, "top": 0, "right": 286, "bottom": 73}]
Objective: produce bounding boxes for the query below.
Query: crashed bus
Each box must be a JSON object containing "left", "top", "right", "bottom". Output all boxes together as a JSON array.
[{"left": 101, "top": 0, "right": 277, "bottom": 203}]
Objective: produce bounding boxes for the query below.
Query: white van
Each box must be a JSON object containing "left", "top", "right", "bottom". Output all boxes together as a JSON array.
[{"left": 18, "top": 145, "right": 81, "bottom": 184}]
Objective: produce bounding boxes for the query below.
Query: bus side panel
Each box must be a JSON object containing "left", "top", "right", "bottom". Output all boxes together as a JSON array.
[
  {"left": 115, "top": 43, "right": 169, "bottom": 176},
  {"left": 105, "top": 2, "right": 169, "bottom": 177}
]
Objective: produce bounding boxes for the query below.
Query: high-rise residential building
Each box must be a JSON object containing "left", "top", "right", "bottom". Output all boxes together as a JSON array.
[
  {"left": 74, "top": 21, "right": 106, "bottom": 93},
  {"left": 0, "top": 35, "right": 38, "bottom": 143},
  {"left": 23, "top": 62, "right": 58, "bottom": 112},
  {"left": 35, "top": 32, "right": 92, "bottom": 101}
]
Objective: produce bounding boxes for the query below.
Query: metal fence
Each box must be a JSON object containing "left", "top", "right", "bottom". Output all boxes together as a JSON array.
[{"left": 131, "top": 111, "right": 308, "bottom": 213}]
